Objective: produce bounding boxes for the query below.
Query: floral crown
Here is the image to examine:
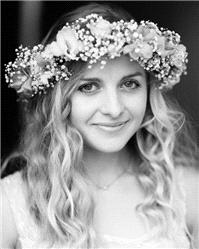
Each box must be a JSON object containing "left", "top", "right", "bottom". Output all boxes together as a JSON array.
[{"left": 5, "top": 13, "right": 188, "bottom": 100}]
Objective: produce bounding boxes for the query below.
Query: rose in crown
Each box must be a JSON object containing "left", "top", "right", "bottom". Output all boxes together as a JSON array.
[{"left": 5, "top": 13, "right": 188, "bottom": 100}]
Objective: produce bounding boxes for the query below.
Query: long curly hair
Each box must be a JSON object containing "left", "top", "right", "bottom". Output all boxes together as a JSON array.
[{"left": 2, "top": 3, "right": 198, "bottom": 248}]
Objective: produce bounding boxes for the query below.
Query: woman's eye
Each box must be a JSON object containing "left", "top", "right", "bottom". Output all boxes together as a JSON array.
[
  {"left": 122, "top": 80, "right": 140, "bottom": 90},
  {"left": 78, "top": 82, "right": 99, "bottom": 94}
]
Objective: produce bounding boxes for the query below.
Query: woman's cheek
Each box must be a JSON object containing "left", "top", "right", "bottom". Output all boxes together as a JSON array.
[{"left": 70, "top": 94, "right": 95, "bottom": 124}]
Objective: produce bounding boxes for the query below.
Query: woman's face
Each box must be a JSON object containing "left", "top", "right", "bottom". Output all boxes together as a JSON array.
[{"left": 70, "top": 55, "right": 147, "bottom": 153}]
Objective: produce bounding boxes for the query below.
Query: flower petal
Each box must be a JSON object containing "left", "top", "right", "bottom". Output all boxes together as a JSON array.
[{"left": 45, "top": 42, "right": 63, "bottom": 57}]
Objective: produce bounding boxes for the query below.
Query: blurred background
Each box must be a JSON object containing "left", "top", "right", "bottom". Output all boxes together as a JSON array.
[{"left": 2, "top": 1, "right": 199, "bottom": 161}]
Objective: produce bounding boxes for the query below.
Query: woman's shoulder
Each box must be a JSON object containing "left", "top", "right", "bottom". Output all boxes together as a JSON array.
[
  {"left": 0, "top": 171, "right": 26, "bottom": 199},
  {"left": 0, "top": 170, "right": 29, "bottom": 224},
  {"left": 175, "top": 165, "right": 199, "bottom": 247},
  {"left": 1, "top": 171, "right": 45, "bottom": 248},
  {"left": 0, "top": 170, "right": 28, "bottom": 213},
  {"left": 175, "top": 166, "right": 199, "bottom": 214},
  {"left": 1, "top": 170, "right": 23, "bottom": 185},
  {"left": 176, "top": 166, "right": 199, "bottom": 211},
  {"left": 0, "top": 172, "right": 23, "bottom": 248}
]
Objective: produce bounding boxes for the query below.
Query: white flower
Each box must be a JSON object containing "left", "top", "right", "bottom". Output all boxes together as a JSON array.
[
  {"left": 123, "top": 44, "right": 135, "bottom": 54},
  {"left": 127, "top": 22, "right": 138, "bottom": 31},
  {"left": 44, "top": 26, "right": 83, "bottom": 60},
  {"left": 138, "top": 43, "right": 153, "bottom": 59},
  {"left": 10, "top": 75, "right": 33, "bottom": 98},
  {"left": 55, "top": 26, "right": 83, "bottom": 59},
  {"left": 170, "top": 44, "right": 187, "bottom": 67},
  {"left": 44, "top": 42, "right": 63, "bottom": 58},
  {"left": 40, "top": 71, "right": 53, "bottom": 85},
  {"left": 107, "top": 43, "right": 119, "bottom": 56},
  {"left": 123, "top": 41, "right": 153, "bottom": 60},
  {"left": 90, "top": 19, "right": 112, "bottom": 38},
  {"left": 137, "top": 25, "right": 157, "bottom": 41}
]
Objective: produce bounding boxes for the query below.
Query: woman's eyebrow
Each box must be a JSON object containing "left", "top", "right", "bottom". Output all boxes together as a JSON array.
[
  {"left": 80, "top": 72, "right": 144, "bottom": 82},
  {"left": 120, "top": 72, "right": 145, "bottom": 81},
  {"left": 80, "top": 77, "right": 101, "bottom": 82}
]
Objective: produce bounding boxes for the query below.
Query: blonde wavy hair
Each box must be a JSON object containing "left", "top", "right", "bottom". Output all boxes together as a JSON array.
[{"left": 2, "top": 3, "right": 198, "bottom": 248}]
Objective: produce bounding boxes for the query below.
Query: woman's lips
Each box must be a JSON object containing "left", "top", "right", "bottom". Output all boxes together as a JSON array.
[{"left": 92, "top": 120, "right": 129, "bottom": 131}]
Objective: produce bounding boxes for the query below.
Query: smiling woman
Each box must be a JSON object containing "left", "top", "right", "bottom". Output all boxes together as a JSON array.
[
  {"left": 70, "top": 56, "right": 147, "bottom": 153},
  {"left": 1, "top": 2, "right": 199, "bottom": 249}
]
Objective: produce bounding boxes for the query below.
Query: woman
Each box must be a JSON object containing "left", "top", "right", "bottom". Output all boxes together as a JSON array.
[{"left": 1, "top": 3, "right": 198, "bottom": 249}]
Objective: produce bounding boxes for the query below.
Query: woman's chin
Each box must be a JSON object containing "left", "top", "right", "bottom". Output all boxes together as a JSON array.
[{"left": 85, "top": 141, "right": 128, "bottom": 154}]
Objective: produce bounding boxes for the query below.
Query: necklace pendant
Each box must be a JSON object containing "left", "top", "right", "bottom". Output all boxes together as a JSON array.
[{"left": 102, "top": 186, "right": 109, "bottom": 191}]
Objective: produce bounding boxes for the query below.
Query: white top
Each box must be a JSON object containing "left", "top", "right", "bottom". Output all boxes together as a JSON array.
[{"left": 1, "top": 171, "right": 191, "bottom": 248}]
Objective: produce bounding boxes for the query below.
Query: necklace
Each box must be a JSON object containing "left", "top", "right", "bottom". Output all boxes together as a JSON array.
[{"left": 86, "top": 165, "right": 131, "bottom": 191}]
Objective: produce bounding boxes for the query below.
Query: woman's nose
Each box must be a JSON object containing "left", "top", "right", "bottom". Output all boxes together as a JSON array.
[{"left": 100, "top": 90, "right": 124, "bottom": 118}]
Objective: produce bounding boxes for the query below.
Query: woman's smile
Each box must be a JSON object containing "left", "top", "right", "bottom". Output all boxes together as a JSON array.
[{"left": 91, "top": 120, "right": 130, "bottom": 132}]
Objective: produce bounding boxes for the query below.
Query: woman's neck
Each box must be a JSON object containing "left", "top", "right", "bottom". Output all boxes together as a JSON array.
[{"left": 82, "top": 146, "right": 135, "bottom": 186}]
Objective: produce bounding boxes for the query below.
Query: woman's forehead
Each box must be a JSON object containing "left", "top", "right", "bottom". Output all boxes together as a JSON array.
[{"left": 82, "top": 55, "right": 146, "bottom": 79}]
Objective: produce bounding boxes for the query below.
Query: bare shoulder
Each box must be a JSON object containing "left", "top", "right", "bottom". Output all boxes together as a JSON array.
[
  {"left": 177, "top": 166, "right": 199, "bottom": 247},
  {"left": 0, "top": 182, "right": 18, "bottom": 249}
]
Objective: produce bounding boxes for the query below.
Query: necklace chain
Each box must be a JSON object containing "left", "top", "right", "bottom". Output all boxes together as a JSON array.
[{"left": 87, "top": 165, "right": 131, "bottom": 191}]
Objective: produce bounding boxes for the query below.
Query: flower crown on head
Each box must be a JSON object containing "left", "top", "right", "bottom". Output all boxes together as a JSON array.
[{"left": 5, "top": 13, "right": 188, "bottom": 101}]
